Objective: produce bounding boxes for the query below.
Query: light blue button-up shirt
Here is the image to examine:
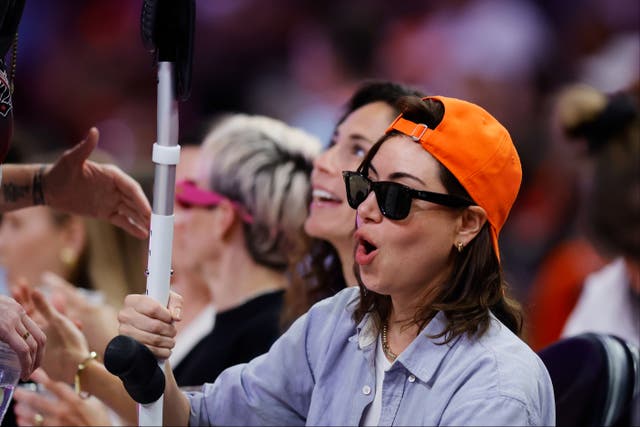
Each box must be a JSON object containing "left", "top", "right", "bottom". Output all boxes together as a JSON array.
[{"left": 187, "top": 287, "right": 555, "bottom": 426}]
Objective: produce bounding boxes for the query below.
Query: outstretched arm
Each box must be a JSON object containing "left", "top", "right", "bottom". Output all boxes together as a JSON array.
[{"left": 0, "top": 127, "right": 151, "bottom": 238}]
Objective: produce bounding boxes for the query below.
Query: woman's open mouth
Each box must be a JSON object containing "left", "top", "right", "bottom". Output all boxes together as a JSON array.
[{"left": 354, "top": 236, "right": 378, "bottom": 265}]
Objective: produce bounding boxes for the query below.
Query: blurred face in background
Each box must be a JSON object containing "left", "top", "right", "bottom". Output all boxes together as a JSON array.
[
  {"left": 173, "top": 146, "right": 219, "bottom": 277},
  {"left": 305, "top": 101, "right": 397, "bottom": 254},
  {"left": 0, "top": 207, "right": 78, "bottom": 286}
]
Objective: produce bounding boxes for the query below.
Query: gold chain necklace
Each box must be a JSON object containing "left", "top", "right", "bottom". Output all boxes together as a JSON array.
[{"left": 381, "top": 322, "right": 397, "bottom": 362}]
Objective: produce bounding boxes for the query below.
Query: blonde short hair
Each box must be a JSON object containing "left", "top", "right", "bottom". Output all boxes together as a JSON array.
[{"left": 201, "top": 114, "right": 321, "bottom": 269}]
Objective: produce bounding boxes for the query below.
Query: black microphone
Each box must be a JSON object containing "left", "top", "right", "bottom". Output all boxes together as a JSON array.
[
  {"left": 104, "top": 335, "right": 166, "bottom": 404},
  {"left": 140, "top": 0, "right": 195, "bottom": 101}
]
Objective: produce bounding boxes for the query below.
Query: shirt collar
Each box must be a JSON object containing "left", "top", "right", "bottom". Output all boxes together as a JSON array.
[
  {"left": 401, "top": 311, "right": 462, "bottom": 384},
  {"left": 351, "top": 309, "right": 461, "bottom": 384}
]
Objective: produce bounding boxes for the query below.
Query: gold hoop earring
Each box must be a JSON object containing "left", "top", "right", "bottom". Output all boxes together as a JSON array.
[{"left": 455, "top": 241, "right": 464, "bottom": 253}]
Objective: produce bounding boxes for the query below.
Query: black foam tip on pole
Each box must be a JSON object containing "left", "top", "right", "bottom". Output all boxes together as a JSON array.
[
  {"left": 104, "top": 335, "right": 166, "bottom": 404},
  {"left": 140, "top": 0, "right": 194, "bottom": 101}
]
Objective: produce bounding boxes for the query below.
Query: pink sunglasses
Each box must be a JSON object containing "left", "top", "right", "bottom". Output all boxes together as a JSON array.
[{"left": 175, "top": 179, "right": 254, "bottom": 224}]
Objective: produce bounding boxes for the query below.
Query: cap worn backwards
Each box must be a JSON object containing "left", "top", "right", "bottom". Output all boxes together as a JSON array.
[{"left": 385, "top": 96, "right": 522, "bottom": 261}]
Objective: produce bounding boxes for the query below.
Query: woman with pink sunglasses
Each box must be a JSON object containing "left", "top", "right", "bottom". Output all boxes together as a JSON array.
[
  {"left": 161, "top": 114, "right": 320, "bottom": 386},
  {"left": 11, "top": 114, "right": 321, "bottom": 425}
]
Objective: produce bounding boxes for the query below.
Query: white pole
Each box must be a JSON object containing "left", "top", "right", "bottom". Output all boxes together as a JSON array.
[{"left": 138, "top": 61, "right": 180, "bottom": 427}]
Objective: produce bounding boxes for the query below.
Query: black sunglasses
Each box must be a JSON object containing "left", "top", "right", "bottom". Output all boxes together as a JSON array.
[{"left": 342, "top": 171, "right": 473, "bottom": 220}]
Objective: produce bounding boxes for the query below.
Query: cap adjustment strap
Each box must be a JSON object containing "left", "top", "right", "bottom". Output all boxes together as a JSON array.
[{"left": 385, "top": 116, "right": 429, "bottom": 143}]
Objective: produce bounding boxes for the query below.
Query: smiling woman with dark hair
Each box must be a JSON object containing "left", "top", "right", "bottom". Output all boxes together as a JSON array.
[
  {"left": 119, "top": 95, "right": 555, "bottom": 426},
  {"left": 282, "top": 80, "right": 425, "bottom": 329}
]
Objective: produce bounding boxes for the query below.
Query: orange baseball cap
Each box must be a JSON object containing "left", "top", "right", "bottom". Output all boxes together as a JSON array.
[{"left": 385, "top": 96, "right": 522, "bottom": 261}]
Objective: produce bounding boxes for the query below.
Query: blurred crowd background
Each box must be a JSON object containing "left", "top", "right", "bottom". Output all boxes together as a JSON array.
[{"left": 6, "top": 0, "right": 639, "bottom": 348}]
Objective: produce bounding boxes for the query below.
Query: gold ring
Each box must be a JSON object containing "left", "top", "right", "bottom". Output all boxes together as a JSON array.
[
  {"left": 22, "top": 331, "right": 30, "bottom": 340},
  {"left": 34, "top": 413, "right": 44, "bottom": 426}
]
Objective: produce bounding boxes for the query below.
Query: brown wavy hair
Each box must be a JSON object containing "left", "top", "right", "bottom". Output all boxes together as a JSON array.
[{"left": 353, "top": 96, "right": 523, "bottom": 343}]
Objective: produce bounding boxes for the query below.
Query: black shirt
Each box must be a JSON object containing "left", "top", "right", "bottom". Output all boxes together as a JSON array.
[{"left": 173, "top": 289, "right": 284, "bottom": 387}]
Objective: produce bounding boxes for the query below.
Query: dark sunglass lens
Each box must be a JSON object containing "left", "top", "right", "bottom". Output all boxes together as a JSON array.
[
  {"left": 376, "top": 182, "right": 411, "bottom": 220},
  {"left": 346, "top": 174, "right": 370, "bottom": 208}
]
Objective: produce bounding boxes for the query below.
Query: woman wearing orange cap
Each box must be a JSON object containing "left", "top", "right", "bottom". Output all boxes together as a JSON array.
[{"left": 120, "top": 95, "right": 555, "bottom": 426}]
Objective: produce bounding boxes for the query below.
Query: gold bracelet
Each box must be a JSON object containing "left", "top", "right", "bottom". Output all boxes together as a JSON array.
[{"left": 74, "top": 351, "right": 97, "bottom": 398}]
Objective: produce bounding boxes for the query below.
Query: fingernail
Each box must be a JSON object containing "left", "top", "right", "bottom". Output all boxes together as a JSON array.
[{"left": 173, "top": 307, "right": 182, "bottom": 321}]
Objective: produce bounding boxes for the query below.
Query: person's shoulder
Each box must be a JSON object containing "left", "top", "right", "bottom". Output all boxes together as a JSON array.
[
  {"left": 439, "top": 321, "right": 553, "bottom": 425},
  {"left": 562, "top": 257, "right": 633, "bottom": 339},
  {"left": 569, "top": 258, "right": 628, "bottom": 314},
  {"left": 450, "top": 317, "right": 550, "bottom": 397},
  {"left": 278, "top": 287, "right": 359, "bottom": 366},
  {"left": 308, "top": 286, "right": 360, "bottom": 314},
  {"left": 301, "top": 286, "right": 359, "bottom": 335},
  {"left": 582, "top": 257, "right": 627, "bottom": 294},
  {"left": 483, "top": 316, "right": 544, "bottom": 363}
]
